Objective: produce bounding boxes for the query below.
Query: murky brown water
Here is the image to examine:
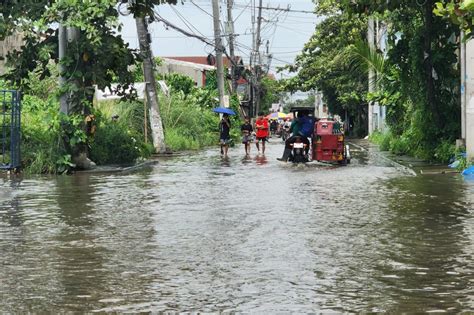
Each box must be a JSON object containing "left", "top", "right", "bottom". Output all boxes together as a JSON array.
[{"left": 1, "top": 141, "right": 473, "bottom": 313}]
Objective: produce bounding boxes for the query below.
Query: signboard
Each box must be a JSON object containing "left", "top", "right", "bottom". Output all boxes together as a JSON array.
[{"left": 94, "top": 83, "right": 147, "bottom": 101}]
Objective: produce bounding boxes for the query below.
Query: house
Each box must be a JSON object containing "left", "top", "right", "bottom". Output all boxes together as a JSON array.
[
  {"left": 158, "top": 58, "right": 215, "bottom": 88},
  {"left": 160, "top": 55, "right": 248, "bottom": 92}
]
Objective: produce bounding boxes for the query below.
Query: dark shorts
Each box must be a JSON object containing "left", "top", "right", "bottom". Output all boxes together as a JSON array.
[
  {"left": 220, "top": 138, "right": 231, "bottom": 145},
  {"left": 242, "top": 135, "right": 253, "bottom": 143},
  {"left": 256, "top": 136, "right": 268, "bottom": 142}
]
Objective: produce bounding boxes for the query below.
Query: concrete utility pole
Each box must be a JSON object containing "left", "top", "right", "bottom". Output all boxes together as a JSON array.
[
  {"left": 254, "top": 0, "right": 263, "bottom": 115},
  {"left": 464, "top": 37, "right": 474, "bottom": 159},
  {"left": 226, "top": 0, "right": 238, "bottom": 93},
  {"left": 461, "top": 30, "right": 467, "bottom": 143},
  {"left": 367, "top": 17, "right": 375, "bottom": 135},
  {"left": 58, "top": 24, "right": 68, "bottom": 114},
  {"left": 211, "top": 0, "right": 226, "bottom": 107},
  {"left": 135, "top": 16, "right": 166, "bottom": 153}
]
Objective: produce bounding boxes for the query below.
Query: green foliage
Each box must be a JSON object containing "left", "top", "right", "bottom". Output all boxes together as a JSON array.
[
  {"left": 369, "top": 130, "right": 391, "bottom": 151},
  {"left": 280, "top": 6, "right": 369, "bottom": 135},
  {"left": 158, "top": 90, "right": 220, "bottom": 151},
  {"left": 89, "top": 121, "right": 141, "bottom": 165},
  {"left": 434, "top": 0, "right": 474, "bottom": 38},
  {"left": 389, "top": 135, "right": 411, "bottom": 156},
  {"left": 297, "top": 0, "right": 460, "bottom": 161},
  {"left": 164, "top": 73, "right": 196, "bottom": 95},
  {"left": 260, "top": 77, "right": 281, "bottom": 113},
  {"left": 205, "top": 70, "right": 218, "bottom": 89},
  {"left": 189, "top": 87, "right": 219, "bottom": 109},
  {"left": 125, "top": 1, "right": 178, "bottom": 18},
  {"left": 92, "top": 99, "right": 154, "bottom": 164},
  {"left": 455, "top": 151, "right": 470, "bottom": 171},
  {"left": 346, "top": 40, "right": 386, "bottom": 84},
  {"left": 434, "top": 140, "right": 457, "bottom": 163},
  {"left": 20, "top": 94, "right": 69, "bottom": 174}
]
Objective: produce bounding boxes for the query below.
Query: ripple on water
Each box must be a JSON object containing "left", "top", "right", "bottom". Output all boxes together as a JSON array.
[{"left": 0, "top": 143, "right": 473, "bottom": 312}]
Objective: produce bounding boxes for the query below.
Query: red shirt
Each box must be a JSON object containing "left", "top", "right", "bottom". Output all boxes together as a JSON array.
[{"left": 255, "top": 118, "right": 269, "bottom": 138}]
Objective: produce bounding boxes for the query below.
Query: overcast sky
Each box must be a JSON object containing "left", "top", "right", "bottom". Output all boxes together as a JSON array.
[{"left": 119, "top": 0, "right": 320, "bottom": 81}]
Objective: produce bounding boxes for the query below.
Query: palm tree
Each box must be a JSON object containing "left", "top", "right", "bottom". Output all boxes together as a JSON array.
[{"left": 346, "top": 40, "right": 386, "bottom": 85}]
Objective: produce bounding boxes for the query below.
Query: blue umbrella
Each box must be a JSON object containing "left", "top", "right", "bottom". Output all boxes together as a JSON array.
[{"left": 212, "top": 107, "right": 236, "bottom": 115}]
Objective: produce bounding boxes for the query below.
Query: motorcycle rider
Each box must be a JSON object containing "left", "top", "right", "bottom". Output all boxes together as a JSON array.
[{"left": 277, "top": 111, "right": 312, "bottom": 162}]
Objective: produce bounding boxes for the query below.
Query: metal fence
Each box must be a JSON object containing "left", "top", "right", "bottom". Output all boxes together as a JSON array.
[{"left": 0, "top": 90, "right": 21, "bottom": 170}]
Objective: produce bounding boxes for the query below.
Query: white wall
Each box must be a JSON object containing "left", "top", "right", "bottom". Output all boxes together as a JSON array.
[
  {"left": 157, "top": 58, "right": 215, "bottom": 88},
  {"left": 466, "top": 40, "right": 474, "bottom": 158}
]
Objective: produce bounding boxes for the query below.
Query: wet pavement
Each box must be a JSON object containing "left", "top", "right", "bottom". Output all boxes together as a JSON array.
[{"left": 0, "top": 140, "right": 473, "bottom": 312}]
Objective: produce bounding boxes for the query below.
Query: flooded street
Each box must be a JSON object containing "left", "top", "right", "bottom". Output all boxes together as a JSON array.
[{"left": 1, "top": 141, "right": 473, "bottom": 313}]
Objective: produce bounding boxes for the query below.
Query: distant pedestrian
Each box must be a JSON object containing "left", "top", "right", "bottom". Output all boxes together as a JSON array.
[
  {"left": 219, "top": 113, "right": 231, "bottom": 156},
  {"left": 241, "top": 116, "right": 253, "bottom": 155},
  {"left": 255, "top": 112, "right": 269, "bottom": 154}
]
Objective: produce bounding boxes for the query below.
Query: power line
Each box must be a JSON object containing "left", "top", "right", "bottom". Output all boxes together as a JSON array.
[
  {"left": 190, "top": 0, "right": 213, "bottom": 17},
  {"left": 234, "top": 0, "right": 251, "bottom": 22},
  {"left": 170, "top": 5, "right": 207, "bottom": 38},
  {"left": 152, "top": 8, "right": 241, "bottom": 68},
  {"left": 233, "top": 3, "right": 315, "bottom": 14},
  {"left": 153, "top": 9, "right": 214, "bottom": 46}
]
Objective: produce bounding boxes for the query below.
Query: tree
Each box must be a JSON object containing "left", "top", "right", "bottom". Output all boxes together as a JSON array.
[
  {"left": 434, "top": 0, "right": 474, "bottom": 38},
  {"left": 0, "top": 1, "right": 177, "bottom": 164},
  {"left": 342, "top": 0, "right": 460, "bottom": 157},
  {"left": 259, "top": 77, "right": 281, "bottom": 113},
  {"left": 283, "top": 0, "right": 461, "bottom": 156},
  {"left": 280, "top": 3, "right": 369, "bottom": 136}
]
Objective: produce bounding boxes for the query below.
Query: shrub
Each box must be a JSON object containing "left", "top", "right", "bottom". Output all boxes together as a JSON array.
[
  {"left": 89, "top": 121, "right": 140, "bottom": 165},
  {"left": 158, "top": 91, "right": 220, "bottom": 151},
  {"left": 389, "top": 135, "right": 410, "bottom": 155},
  {"left": 369, "top": 130, "right": 391, "bottom": 151},
  {"left": 434, "top": 140, "right": 456, "bottom": 163},
  {"left": 20, "top": 95, "right": 70, "bottom": 174}
]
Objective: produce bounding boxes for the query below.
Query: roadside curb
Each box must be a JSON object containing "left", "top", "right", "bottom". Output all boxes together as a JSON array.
[
  {"left": 348, "top": 141, "right": 417, "bottom": 176},
  {"left": 78, "top": 160, "right": 159, "bottom": 174}
]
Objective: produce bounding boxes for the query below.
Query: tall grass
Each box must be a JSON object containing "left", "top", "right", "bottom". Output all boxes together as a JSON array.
[
  {"left": 158, "top": 91, "right": 220, "bottom": 151},
  {"left": 92, "top": 99, "right": 154, "bottom": 164}
]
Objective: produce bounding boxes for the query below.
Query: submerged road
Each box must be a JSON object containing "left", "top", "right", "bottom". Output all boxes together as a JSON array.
[{"left": 0, "top": 140, "right": 473, "bottom": 312}]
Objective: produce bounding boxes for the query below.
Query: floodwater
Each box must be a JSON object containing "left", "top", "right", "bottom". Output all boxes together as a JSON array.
[{"left": 0, "top": 141, "right": 473, "bottom": 313}]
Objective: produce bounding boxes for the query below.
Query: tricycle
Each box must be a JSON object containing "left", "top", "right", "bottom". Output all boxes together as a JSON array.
[
  {"left": 313, "top": 118, "right": 351, "bottom": 164},
  {"left": 284, "top": 106, "right": 350, "bottom": 164}
]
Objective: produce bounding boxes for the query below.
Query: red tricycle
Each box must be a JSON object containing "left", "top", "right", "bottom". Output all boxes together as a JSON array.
[
  {"left": 312, "top": 118, "right": 351, "bottom": 164},
  {"left": 287, "top": 106, "right": 351, "bottom": 164}
]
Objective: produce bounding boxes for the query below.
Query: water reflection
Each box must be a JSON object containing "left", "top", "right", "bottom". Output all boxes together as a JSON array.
[
  {"left": 0, "top": 143, "right": 473, "bottom": 312},
  {"left": 379, "top": 174, "right": 472, "bottom": 312},
  {"left": 255, "top": 154, "right": 268, "bottom": 165}
]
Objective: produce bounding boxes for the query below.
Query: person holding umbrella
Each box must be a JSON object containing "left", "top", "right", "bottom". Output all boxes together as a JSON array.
[
  {"left": 213, "top": 107, "right": 236, "bottom": 157},
  {"left": 219, "top": 113, "right": 231, "bottom": 157}
]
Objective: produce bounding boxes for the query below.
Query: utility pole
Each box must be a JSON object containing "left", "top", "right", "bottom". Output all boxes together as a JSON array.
[
  {"left": 367, "top": 17, "right": 375, "bottom": 135},
  {"left": 463, "top": 34, "right": 474, "bottom": 158},
  {"left": 461, "top": 30, "right": 467, "bottom": 143},
  {"left": 226, "top": 0, "right": 237, "bottom": 93},
  {"left": 211, "top": 0, "right": 226, "bottom": 107},
  {"left": 135, "top": 16, "right": 166, "bottom": 153},
  {"left": 249, "top": 0, "right": 256, "bottom": 116},
  {"left": 254, "top": 0, "right": 263, "bottom": 115},
  {"left": 58, "top": 24, "right": 68, "bottom": 114}
]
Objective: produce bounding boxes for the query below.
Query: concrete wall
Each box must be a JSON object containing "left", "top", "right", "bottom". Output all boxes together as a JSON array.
[
  {"left": 157, "top": 58, "right": 215, "bottom": 88},
  {"left": 465, "top": 40, "right": 474, "bottom": 158},
  {"left": 0, "top": 33, "right": 23, "bottom": 75}
]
